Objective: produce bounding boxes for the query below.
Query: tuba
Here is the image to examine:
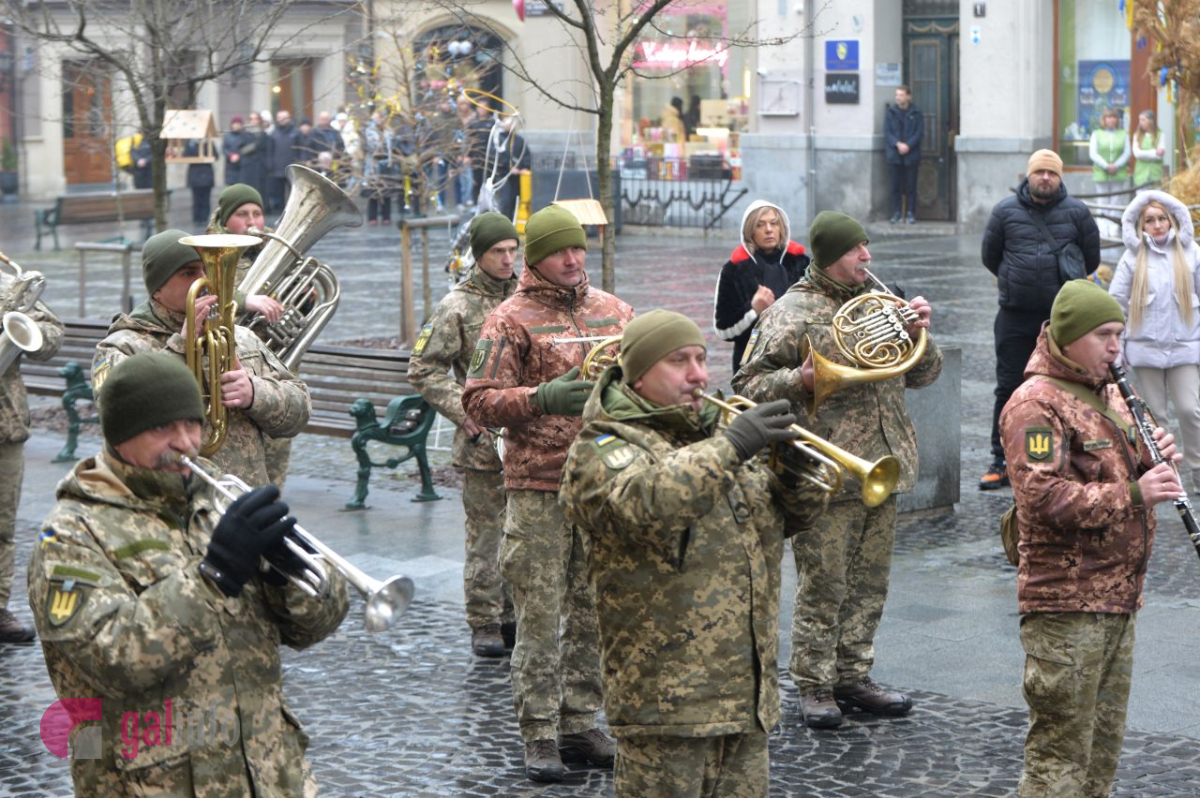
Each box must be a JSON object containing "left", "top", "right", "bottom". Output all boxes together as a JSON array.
[
  {"left": 239, "top": 164, "right": 362, "bottom": 372},
  {"left": 0, "top": 252, "right": 47, "bottom": 373},
  {"left": 181, "top": 234, "right": 263, "bottom": 456},
  {"left": 805, "top": 269, "right": 928, "bottom": 415}
]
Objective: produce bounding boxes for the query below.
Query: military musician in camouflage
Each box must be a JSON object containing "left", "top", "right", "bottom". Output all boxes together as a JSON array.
[
  {"left": 0, "top": 273, "right": 62, "bottom": 642},
  {"left": 462, "top": 205, "right": 633, "bottom": 782},
  {"left": 561, "top": 310, "right": 828, "bottom": 796},
  {"left": 734, "top": 211, "right": 943, "bottom": 729},
  {"left": 1001, "top": 280, "right": 1182, "bottom": 796},
  {"left": 29, "top": 352, "right": 348, "bottom": 796},
  {"left": 92, "top": 230, "right": 311, "bottom": 488},
  {"left": 408, "top": 212, "right": 519, "bottom": 657}
]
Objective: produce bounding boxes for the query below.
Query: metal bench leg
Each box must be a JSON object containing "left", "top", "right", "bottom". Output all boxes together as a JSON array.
[{"left": 410, "top": 445, "right": 441, "bottom": 503}]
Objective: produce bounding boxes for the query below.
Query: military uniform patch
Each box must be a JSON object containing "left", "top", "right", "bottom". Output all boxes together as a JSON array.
[
  {"left": 741, "top": 329, "right": 761, "bottom": 367},
  {"left": 593, "top": 435, "right": 638, "bottom": 470},
  {"left": 1082, "top": 438, "right": 1112, "bottom": 451},
  {"left": 46, "top": 579, "right": 88, "bottom": 627},
  {"left": 1025, "top": 427, "right": 1054, "bottom": 461},
  {"left": 91, "top": 358, "right": 112, "bottom": 392},
  {"left": 412, "top": 323, "right": 434, "bottom": 356},
  {"left": 467, "top": 339, "right": 493, "bottom": 378}
]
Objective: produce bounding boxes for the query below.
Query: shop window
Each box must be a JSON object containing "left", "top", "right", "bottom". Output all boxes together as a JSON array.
[{"left": 1057, "top": 0, "right": 1131, "bottom": 168}]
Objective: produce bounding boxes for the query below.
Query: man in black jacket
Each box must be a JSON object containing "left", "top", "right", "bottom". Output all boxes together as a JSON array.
[
  {"left": 979, "top": 148, "right": 1101, "bottom": 489},
  {"left": 884, "top": 86, "right": 922, "bottom": 224}
]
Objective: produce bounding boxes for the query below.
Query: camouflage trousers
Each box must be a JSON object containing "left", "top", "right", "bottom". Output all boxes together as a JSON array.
[
  {"left": 614, "top": 731, "right": 769, "bottom": 798},
  {"left": 0, "top": 442, "right": 19, "bottom": 609},
  {"left": 500, "top": 489, "right": 603, "bottom": 742},
  {"left": 264, "top": 436, "right": 292, "bottom": 489},
  {"left": 790, "top": 496, "right": 897, "bottom": 691},
  {"left": 1018, "top": 611, "right": 1135, "bottom": 798},
  {"left": 462, "top": 468, "right": 512, "bottom": 629}
]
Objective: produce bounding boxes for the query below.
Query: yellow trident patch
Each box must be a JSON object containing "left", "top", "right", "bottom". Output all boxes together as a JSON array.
[
  {"left": 1025, "top": 427, "right": 1054, "bottom": 461},
  {"left": 412, "top": 323, "right": 433, "bottom": 357},
  {"left": 47, "top": 581, "right": 87, "bottom": 627}
]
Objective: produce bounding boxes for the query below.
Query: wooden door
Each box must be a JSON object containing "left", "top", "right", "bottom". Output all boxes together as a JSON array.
[
  {"left": 904, "top": 18, "right": 959, "bottom": 221},
  {"left": 271, "top": 59, "right": 313, "bottom": 121},
  {"left": 62, "top": 61, "right": 113, "bottom": 185}
]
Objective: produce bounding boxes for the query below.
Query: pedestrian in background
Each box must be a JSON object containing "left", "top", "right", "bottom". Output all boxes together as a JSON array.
[
  {"left": 239, "top": 111, "right": 269, "bottom": 199},
  {"left": 884, "top": 85, "right": 922, "bottom": 224},
  {"left": 184, "top": 139, "right": 216, "bottom": 226},
  {"left": 1001, "top": 279, "right": 1181, "bottom": 797},
  {"left": 267, "top": 110, "right": 298, "bottom": 213},
  {"left": 1108, "top": 190, "right": 1200, "bottom": 492},
  {"left": 1133, "top": 109, "right": 1166, "bottom": 189},
  {"left": 979, "top": 149, "right": 1101, "bottom": 489},
  {"left": 1089, "top": 107, "right": 1131, "bottom": 196},
  {"left": 131, "top": 134, "right": 152, "bottom": 190},
  {"left": 223, "top": 115, "right": 250, "bottom": 186}
]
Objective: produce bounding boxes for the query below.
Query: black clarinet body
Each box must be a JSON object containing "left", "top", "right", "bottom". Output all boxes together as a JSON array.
[{"left": 1109, "top": 363, "right": 1200, "bottom": 559}]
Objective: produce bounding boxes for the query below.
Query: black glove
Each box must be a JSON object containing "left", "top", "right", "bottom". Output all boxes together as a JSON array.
[
  {"left": 722, "top": 399, "right": 798, "bottom": 461},
  {"left": 202, "top": 485, "right": 296, "bottom": 597},
  {"left": 260, "top": 534, "right": 317, "bottom": 589},
  {"left": 534, "top": 366, "right": 595, "bottom": 417}
]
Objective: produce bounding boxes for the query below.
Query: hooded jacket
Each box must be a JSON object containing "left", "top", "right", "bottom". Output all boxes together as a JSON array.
[
  {"left": 462, "top": 262, "right": 633, "bottom": 491},
  {"left": 982, "top": 178, "right": 1101, "bottom": 316},
  {"left": 408, "top": 266, "right": 517, "bottom": 471},
  {"left": 713, "top": 200, "right": 809, "bottom": 370},
  {"left": 559, "top": 365, "right": 828, "bottom": 738},
  {"left": 1000, "top": 325, "right": 1154, "bottom": 615},
  {"left": 1108, "top": 190, "right": 1200, "bottom": 370},
  {"left": 29, "top": 449, "right": 348, "bottom": 796}
]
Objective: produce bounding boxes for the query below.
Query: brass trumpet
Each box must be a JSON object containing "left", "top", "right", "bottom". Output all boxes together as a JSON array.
[
  {"left": 693, "top": 390, "right": 900, "bottom": 508},
  {"left": 805, "top": 269, "right": 928, "bottom": 415},
  {"left": 181, "top": 234, "right": 262, "bottom": 456},
  {"left": 176, "top": 455, "right": 414, "bottom": 633}
]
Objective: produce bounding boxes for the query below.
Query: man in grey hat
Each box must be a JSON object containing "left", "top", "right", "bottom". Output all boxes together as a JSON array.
[{"left": 93, "top": 229, "right": 311, "bottom": 487}]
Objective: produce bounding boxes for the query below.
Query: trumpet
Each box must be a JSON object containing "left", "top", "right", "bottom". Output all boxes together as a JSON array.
[
  {"left": 805, "top": 269, "right": 928, "bottom": 415},
  {"left": 175, "top": 454, "right": 414, "bottom": 633},
  {"left": 693, "top": 390, "right": 900, "bottom": 508},
  {"left": 0, "top": 251, "right": 47, "bottom": 373}
]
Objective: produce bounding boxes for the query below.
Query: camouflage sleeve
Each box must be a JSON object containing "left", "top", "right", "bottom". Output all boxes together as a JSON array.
[
  {"left": 28, "top": 510, "right": 225, "bottom": 698},
  {"left": 461, "top": 313, "right": 539, "bottom": 428},
  {"left": 1001, "top": 396, "right": 1143, "bottom": 529},
  {"left": 26, "top": 299, "right": 64, "bottom": 362},
  {"left": 731, "top": 311, "right": 809, "bottom": 406},
  {"left": 407, "top": 304, "right": 469, "bottom": 428},
  {"left": 240, "top": 333, "right": 312, "bottom": 438},
  {"left": 261, "top": 569, "right": 350, "bottom": 650},
  {"left": 560, "top": 430, "right": 743, "bottom": 562},
  {"left": 903, "top": 335, "right": 943, "bottom": 390},
  {"left": 768, "top": 467, "right": 831, "bottom": 538}
]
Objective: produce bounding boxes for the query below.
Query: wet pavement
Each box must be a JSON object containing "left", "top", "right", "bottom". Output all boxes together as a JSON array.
[{"left": 5, "top": 195, "right": 1200, "bottom": 795}]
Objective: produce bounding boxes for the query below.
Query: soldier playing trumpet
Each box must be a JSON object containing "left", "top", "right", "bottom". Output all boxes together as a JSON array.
[
  {"left": 734, "top": 211, "right": 943, "bottom": 729},
  {"left": 29, "top": 353, "right": 348, "bottom": 795}
]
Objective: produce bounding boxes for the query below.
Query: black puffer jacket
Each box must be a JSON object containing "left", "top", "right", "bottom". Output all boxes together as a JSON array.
[{"left": 981, "top": 178, "right": 1101, "bottom": 315}]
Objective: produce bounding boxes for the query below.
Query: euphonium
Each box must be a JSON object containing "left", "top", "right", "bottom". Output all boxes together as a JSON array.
[
  {"left": 805, "top": 269, "right": 928, "bottom": 415},
  {"left": 0, "top": 251, "right": 47, "bottom": 373},
  {"left": 174, "top": 454, "right": 414, "bottom": 632},
  {"left": 239, "top": 164, "right": 362, "bottom": 372},
  {"left": 181, "top": 234, "right": 262, "bottom": 456}
]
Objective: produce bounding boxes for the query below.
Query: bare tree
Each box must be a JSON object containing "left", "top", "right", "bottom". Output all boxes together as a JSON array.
[
  {"left": 429, "top": 0, "right": 804, "bottom": 292},
  {"left": 4, "top": 0, "right": 356, "bottom": 229}
]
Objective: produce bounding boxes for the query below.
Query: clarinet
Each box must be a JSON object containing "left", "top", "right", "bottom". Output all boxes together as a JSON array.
[{"left": 1109, "top": 363, "right": 1200, "bottom": 559}]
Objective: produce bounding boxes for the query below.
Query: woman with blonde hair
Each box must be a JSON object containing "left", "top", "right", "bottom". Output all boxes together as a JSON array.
[{"left": 1109, "top": 189, "right": 1200, "bottom": 491}]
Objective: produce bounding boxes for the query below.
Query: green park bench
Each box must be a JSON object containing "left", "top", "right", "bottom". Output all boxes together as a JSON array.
[{"left": 34, "top": 190, "right": 161, "bottom": 251}]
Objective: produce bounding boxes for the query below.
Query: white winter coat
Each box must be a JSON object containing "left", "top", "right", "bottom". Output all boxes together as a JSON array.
[{"left": 1109, "top": 190, "right": 1200, "bottom": 369}]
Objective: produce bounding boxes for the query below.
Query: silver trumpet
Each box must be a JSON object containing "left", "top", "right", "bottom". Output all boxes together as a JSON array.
[
  {"left": 0, "top": 251, "right": 47, "bottom": 373},
  {"left": 176, "top": 455, "right": 414, "bottom": 633}
]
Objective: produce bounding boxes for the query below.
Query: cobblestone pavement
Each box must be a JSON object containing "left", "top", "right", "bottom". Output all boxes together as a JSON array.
[{"left": 8, "top": 213, "right": 1200, "bottom": 795}]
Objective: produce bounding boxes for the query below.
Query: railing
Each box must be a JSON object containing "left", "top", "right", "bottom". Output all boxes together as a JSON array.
[
  {"left": 619, "top": 158, "right": 746, "bottom": 230},
  {"left": 75, "top": 241, "right": 138, "bottom": 316}
]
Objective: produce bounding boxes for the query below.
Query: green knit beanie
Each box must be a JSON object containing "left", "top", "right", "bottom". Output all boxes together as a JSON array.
[
  {"left": 469, "top": 212, "right": 520, "bottom": 261},
  {"left": 524, "top": 205, "right": 586, "bottom": 266},
  {"left": 1050, "top": 279, "right": 1126, "bottom": 347},
  {"left": 217, "top": 184, "right": 264, "bottom": 227},
  {"left": 620, "top": 309, "right": 706, "bottom": 385},
  {"left": 99, "top": 353, "right": 205, "bottom": 446},
  {"left": 809, "top": 211, "right": 869, "bottom": 269},
  {"left": 142, "top": 230, "right": 202, "bottom": 296}
]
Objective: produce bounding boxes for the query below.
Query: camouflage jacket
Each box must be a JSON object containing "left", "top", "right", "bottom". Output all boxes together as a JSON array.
[
  {"left": 1000, "top": 325, "right": 1154, "bottom": 615},
  {"left": 732, "top": 266, "right": 943, "bottom": 497},
  {"left": 29, "top": 449, "right": 349, "bottom": 797},
  {"left": 462, "top": 264, "right": 633, "bottom": 490},
  {"left": 408, "top": 267, "right": 516, "bottom": 470},
  {"left": 92, "top": 298, "right": 311, "bottom": 487},
  {"left": 560, "top": 366, "right": 828, "bottom": 738},
  {"left": 0, "top": 294, "right": 64, "bottom": 444}
]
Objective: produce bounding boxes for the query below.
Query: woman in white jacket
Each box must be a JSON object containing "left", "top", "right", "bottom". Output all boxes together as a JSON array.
[{"left": 1109, "top": 189, "right": 1200, "bottom": 490}]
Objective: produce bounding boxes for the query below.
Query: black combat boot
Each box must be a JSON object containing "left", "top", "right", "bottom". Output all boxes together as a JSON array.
[
  {"left": 559, "top": 728, "right": 615, "bottom": 766},
  {"left": 500, "top": 620, "right": 516, "bottom": 651},
  {"left": 834, "top": 677, "right": 913, "bottom": 716},
  {"left": 470, "top": 624, "right": 505, "bottom": 657},
  {"left": 524, "top": 739, "right": 564, "bottom": 783},
  {"left": 0, "top": 609, "right": 35, "bottom": 643},
  {"left": 799, "top": 689, "right": 842, "bottom": 729}
]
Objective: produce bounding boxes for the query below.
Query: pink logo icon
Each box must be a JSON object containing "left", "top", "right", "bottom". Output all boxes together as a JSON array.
[{"left": 40, "top": 698, "right": 102, "bottom": 759}]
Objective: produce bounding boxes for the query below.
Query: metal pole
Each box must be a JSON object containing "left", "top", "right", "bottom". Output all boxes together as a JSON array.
[
  {"left": 421, "top": 228, "right": 431, "bottom": 325},
  {"left": 77, "top": 249, "right": 86, "bottom": 317},
  {"left": 400, "top": 222, "right": 415, "bottom": 344},
  {"left": 121, "top": 244, "right": 132, "bottom": 312}
]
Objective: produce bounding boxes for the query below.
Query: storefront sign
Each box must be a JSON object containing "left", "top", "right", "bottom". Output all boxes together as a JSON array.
[
  {"left": 523, "top": 0, "right": 565, "bottom": 17},
  {"left": 825, "top": 40, "right": 859, "bottom": 71},
  {"left": 825, "top": 73, "right": 859, "bottom": 104},
  {"left": 635, "top": 40, "right": 730, "bottom": 70},
  {"left": 1077, "top": 59, "right": 1129, "bottom": 132}
]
